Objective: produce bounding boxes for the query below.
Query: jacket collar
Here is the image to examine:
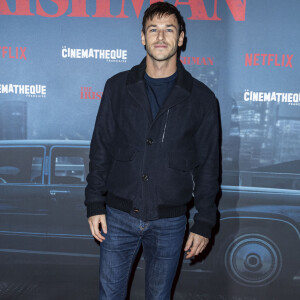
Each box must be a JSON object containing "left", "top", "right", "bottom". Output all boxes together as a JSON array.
[
  {"left": 126, "top": 57, "right": 193, "bottom": 93},
  {"left": 126, "top": 57, "right": 193, "bottom": 124}
]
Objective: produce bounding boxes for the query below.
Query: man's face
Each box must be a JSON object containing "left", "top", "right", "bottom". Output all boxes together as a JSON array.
[{"left": 141, "top": 14, "right": 184, "bottom": 62}]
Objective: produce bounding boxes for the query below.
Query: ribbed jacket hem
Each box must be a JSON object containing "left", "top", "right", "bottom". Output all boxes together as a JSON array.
[
  {"left": 190, "top": 221, "right": 213, "bottom": 239},
  {"left": 86, "top": 193, "right": 213, "bottom": 238},
  {"left": 157, "top": 204, "right": 187, "bottom": 218},
  {"left": 86, "top": 202, "right": 106, "bottom": 218},
  {"left": 106, "top": 192, "right": 133, "bottom": 213},
  {"left": 106, "top": 192, "right": 188, "bottom": 220}
]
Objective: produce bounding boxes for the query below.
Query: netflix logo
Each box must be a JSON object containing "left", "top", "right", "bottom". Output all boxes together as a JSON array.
[
  {"left": 245, "top": 54, "right": 293, "bottom": 68},
  {"left": 180, "top": 57, "right": 213, "bottom": 66},
  {"left": 81, "top": 87, "right": 102, "bottom": 100},
  {"left": 0, "top": 46, "right": 27, "bottom": 60}
]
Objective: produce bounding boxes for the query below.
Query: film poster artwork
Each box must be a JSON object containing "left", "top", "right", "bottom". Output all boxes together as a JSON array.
[{"left": 0, "top": 0, "right": 299, "bottom": 299}]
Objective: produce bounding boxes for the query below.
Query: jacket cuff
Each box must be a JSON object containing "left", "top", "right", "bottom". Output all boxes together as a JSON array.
[
  {"left": 86, "top": 202, "right": 106, "bottom": 218},
  {"left": 190, "top": 221, "right": 213, "bottom": 239}
]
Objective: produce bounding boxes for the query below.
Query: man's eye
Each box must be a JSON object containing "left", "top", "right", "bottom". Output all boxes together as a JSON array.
[
  {"left": 166, "top": 29, "right": 173, "bottom": 32},
  {"left": 150, "top": 29, "right": 156, "bottom": 32}
]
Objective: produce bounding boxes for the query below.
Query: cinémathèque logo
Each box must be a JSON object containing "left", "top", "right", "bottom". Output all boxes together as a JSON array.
[
  {"left": 62, "top": 46, "right": 127, "bottom": 63},
  {"left": 0, "top": 83, "right": 46, "bottom": 98},
  {"left": 244, "top": 90, "right": 300, "bottom": 106}
]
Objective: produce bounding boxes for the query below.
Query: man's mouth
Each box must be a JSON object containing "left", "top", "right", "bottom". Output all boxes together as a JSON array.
[{"left": 154, "top": 44, "right": 168, "bottom": 48}]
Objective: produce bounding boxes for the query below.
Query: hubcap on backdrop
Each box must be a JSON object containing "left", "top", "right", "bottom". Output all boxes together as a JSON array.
[{"left": 224, "top": 233, "right": 282, "bottom": 287}]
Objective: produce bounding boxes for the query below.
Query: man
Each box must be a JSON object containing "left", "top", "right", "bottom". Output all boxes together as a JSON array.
[{"left": 85, "top": 2, "right": 220, "bottom": 299}]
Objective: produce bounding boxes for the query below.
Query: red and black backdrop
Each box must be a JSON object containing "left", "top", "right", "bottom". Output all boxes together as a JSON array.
[{"left": 0, "top": 1, "right": 299, "bottom": 299}]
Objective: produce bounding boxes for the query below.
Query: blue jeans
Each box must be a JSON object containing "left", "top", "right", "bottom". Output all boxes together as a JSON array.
[{"left": 99, "top": 206, "right": 187, "bottom": 300}]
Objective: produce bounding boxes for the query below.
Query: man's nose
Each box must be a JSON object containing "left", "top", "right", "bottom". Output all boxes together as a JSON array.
[{"left": 157, "top": 29, "right": 165, "bottom": 40}]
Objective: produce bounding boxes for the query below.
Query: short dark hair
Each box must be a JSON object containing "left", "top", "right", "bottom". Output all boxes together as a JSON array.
[{"left": 142, "top": 2, "right": 185, "bottom": 34}]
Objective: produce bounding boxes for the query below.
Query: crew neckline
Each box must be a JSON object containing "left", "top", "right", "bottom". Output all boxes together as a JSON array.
[{"left": 144, "top": 70, "right": 178, "bottom": 84}]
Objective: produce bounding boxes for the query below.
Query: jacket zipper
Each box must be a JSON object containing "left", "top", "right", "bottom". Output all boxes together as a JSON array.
[
  {"left": 161, "top": 109, "right": 170, "bottom": 143},
  {"left": 191, "top": 172, "right": 195, "bottom": 197}
]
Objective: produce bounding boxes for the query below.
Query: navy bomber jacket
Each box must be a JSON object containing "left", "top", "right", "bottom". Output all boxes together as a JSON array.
[{"left": 85, "top": 57, "right": 220, "bottom": 239}]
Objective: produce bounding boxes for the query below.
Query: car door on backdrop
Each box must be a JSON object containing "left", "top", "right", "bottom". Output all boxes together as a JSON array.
[
  {"left": 45, "top": 145, "right": 91, "bottom": 255},
  {"left": 0, "top": 145, "right": 48, "bottom": 256}
]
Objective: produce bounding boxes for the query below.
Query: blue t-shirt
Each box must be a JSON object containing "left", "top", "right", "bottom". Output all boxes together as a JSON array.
[{"left": 144, "top": 71, "right": 178, "bottom": 120}]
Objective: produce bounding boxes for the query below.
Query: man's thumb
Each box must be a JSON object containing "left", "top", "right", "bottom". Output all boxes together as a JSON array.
[{"left": 101, "top": 217, "right": 107, "bottom": 234}]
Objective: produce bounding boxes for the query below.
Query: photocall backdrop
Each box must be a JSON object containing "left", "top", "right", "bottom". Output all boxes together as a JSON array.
[{"left": 0, "top": 0, "right": 299, "bottom": 299}]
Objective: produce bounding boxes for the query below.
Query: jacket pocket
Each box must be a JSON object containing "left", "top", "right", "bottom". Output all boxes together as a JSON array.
[
  {"left": 107, "top": 145, "right": 139, "bottom": 200},
  {"left": 156, "top": 150, "right": 197, "bottom": 206},
  {"left": 168, "top": 150, "right": 200, "bottom": 171}
]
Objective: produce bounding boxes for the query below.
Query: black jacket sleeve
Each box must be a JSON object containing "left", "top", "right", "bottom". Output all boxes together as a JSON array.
[
  {"left": 84, "top": 80, "right": 116, "bottom": 217},
  {"left": 190, "top": 95, "right": 220, "bottom": 238}
]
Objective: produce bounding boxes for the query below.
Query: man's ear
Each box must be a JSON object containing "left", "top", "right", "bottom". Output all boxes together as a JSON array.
[
  {"left": 141, "top": 31, "right": 146, "bottom": 46},
  {"left": 178, "top": 31, "right": 184, "bottom": 47}
]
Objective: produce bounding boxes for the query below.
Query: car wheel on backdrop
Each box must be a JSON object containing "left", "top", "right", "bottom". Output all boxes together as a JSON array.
[{"left": 215, "top": 227, "right": 295, "bottom": 290}]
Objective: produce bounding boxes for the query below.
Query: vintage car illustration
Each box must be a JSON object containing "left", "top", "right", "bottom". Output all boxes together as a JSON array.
[
  {"left": 186, "top": 167, "right": 300, "bottom": 289},
  {"left": 0, "top": 140, "right": 299, "bottom": 291}
]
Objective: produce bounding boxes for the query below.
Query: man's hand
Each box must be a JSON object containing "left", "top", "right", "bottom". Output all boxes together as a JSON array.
[
  {"left": 88, "top": 214, "right": 107, "bottom": 243},
  {"left": 184, "top": 232, "right": 209, "bottom": 259}
]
